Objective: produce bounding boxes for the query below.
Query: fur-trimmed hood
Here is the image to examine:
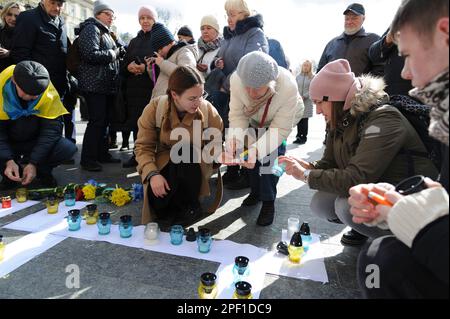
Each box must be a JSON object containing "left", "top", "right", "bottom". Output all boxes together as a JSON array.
[
  {"left": 349, "top": 75, "right": 389, "bottom": 116},
  {"left": 223, "top": 14, "right": 264, "bottom": 40}
]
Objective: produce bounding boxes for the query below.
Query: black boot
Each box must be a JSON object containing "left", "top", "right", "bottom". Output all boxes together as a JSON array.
[
  {"left": 256, "top": 200, "right": 275, "bottom": 226},
  {"left": 340, "top": 229, "right": 368, "bottom": 246},
  {"left": 225, "top": 168, "right": 250, "bottom": 190},
  {"left": 222, "top": 165, "right": 239, "bottom": 185},
  {"left": 242, "top": 193, "right": 260, "bottom": 206}
]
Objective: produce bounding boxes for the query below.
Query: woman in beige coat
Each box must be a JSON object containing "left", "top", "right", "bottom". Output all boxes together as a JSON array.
[
  {"left": 220, "top": 52, "right": 304, "bottom": 226},
  {"left": 135, "top": 66, "right": 223, "bottom": 228}
]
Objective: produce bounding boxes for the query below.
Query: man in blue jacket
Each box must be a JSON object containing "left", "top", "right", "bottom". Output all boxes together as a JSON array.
[{"left": 0, "top": 61, "right": 77, "bottom": 190}]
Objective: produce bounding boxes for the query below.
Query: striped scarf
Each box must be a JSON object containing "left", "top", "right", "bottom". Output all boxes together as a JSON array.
[{"left": 410, "top": 69, "right": 449, "bottom": 146}]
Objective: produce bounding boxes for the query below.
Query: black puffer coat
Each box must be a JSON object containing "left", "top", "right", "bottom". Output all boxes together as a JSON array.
[
  {"left": 77, "top": 18, "right": 119, "bottom": 95},
  {"left": 121, "top": 30, "right": 155, "bottom": 131}
]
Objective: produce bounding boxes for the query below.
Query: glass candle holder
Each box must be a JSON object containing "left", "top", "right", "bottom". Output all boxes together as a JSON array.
[
  {"left": 1, "top": 196, "right": 12, "bottom": 209},
  {"left": 45, "top": 196, "right": 59, "bottom": 214},
  {"left": 97, "top": 212, "right": 111, "bottom": 235},
  {"left": 170, "top": 225, "right": 184, "bottom": 245},
  {"left": 271, "top": 157, "right": 286, "bottom": 177},
  {"left": 85, "top": 204, "right": 98, "bottom": 225},
  {"left": 198, "top": 273, "right": 218, "bottom": 299},
  {"left": 197, "top": 228, "right": 212, "bottom": 253},
  {"left": 233, "top": 256, "right": 250, "bottom": 283},
  {"left": 64, "top": 189, "right": 76, "bottom": 207},
  {"left": 300, "top": 222, "right": 312, "bottom": 252},
  {"left": 16, "top": 188, "right": 28, "bottom": 203},
  {"left": 119, "top": 215, "right": 133, "bottom": 238},
  {"left": 144, "top": 222, "right": 159, "bottom": 244},
  {"left": 233, "top": 281, "right": 252, "bottom": 299},
  {"left": 287, "top": 216, "right": 300, "bottom": 242},
  {"left": 0, "top": 235, "right": 5, "bottom": 262},
  {"left": 288, "top": 232, "right": 304, "bottom": 263},
  {"left": 67, "top": 209, "right": 82, "bottom": 231}
]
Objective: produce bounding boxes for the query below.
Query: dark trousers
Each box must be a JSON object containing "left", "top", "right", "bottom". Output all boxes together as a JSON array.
[
  {"left": 296, "top": 118, "right": 309, "bottom": 140},
  {"left": 207, "top": 91, "right": 230, "bottom": 129},
  {"left": 249, "top": 143, "right": 286, "bottom": 201},
  {"left": 148, "top": 160, "right": 202, "bottom": 219},
  {"left": 358, "top": 235, "right": 448, "bottom": 299},
  {"left": 81, "top": 93, "right": 114, "bottom": 164},
  {"left": 0, "top": 137, "right": 77, "bottom": 177}
]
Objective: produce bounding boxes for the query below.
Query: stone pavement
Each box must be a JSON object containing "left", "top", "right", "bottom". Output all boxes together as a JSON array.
[{"left": 0, "top": 108, "right": 362, "bottom": 299}]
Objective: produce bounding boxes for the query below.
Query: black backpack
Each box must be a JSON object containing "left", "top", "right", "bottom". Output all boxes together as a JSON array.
[
  {"left": 357, "top": 95, "right": 442, "bottom": 176},
  {"left": 66, "top": 30, "right": 106, "bottom": 75}
]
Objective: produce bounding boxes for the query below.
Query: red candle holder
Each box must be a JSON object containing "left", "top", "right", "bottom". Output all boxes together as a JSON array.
[{"left": 1, "top": 196, "right": 12, "bottom": 208}]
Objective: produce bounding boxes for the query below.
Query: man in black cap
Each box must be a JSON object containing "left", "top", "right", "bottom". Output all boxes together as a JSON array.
[
  {"left": 317, "top": 3, "right": 383, "bottom": 246},
  {"left": 317, "top": 3, "right": 383, "bottom": 77},
  {"left": 0, "top": 61, "right": 77, "bottom": 190}
]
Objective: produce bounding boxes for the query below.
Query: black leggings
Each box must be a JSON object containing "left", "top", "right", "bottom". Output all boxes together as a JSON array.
[{"left": 148, "top": 160, "right": 202, "bottom": 219}]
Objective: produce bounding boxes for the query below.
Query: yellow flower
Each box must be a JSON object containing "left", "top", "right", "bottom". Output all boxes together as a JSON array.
[
  {"left": 82, "top": 184, "right": 97, "bottom": 200},
  {"left": 110, "top": 188, "right": 131, "bottom": 207}
]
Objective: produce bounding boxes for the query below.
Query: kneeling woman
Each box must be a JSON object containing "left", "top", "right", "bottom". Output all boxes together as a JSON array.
[
  {"left": 279, "top": 59, "right": 438, "bottom": 245},
  {"left": 135, "top": 66, "right": 223, "bottom": 227}
]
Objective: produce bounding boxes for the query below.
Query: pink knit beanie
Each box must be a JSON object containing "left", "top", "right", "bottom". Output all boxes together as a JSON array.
[
  {"left": 138, "top": 6, "right": 158, "bottom": 21},
  {"left": 310, "top": 59, "right": 362, "bottom": 110}
]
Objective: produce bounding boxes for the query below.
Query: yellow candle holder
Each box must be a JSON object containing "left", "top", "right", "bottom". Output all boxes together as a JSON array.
[
  {"left": 0, "top": 235, "right": 5, "bottom": 262},
  {"left": 288, "top": 245, "right": 304, "bottom": 263},
  {"left": 16, "top": 188, "right": 28, "bottom": 203},
  {"left": 85, "top": 204, "right": 98, "bottom": 225},
  {"left": 46, "top": 196, "right": 59, "bottom": 214},
  {"left": 232, "top": 281, "right": 252, "bottom": 299},
  {"left": 198, "top": 273, "right": 218, "bottom": 299}
]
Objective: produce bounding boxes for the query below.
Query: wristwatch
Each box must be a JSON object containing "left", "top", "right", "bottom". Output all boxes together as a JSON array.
[{"left": 302, "top": 169, "right": 311, "bottom": 184}]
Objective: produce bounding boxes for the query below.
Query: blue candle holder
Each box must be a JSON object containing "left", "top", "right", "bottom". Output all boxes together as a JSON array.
[
  {"left": 67, "top": 209, "right": 82, "bottom": 231},
  {"left": 64, "top": 190, "right": 76, "bottom": 207},
  {"left": 271, "top": 158, "right": 286, "bottom": 177},
  {"left": 197, "top": 228, "right": 212, "bottom": 253},
  {"left": 232, "top": 256, "right": 250, "bottom": 283},
  {"left": 97, "top": 212, "right": 111, "bottom": 235},
  {"left": 300, "top": 222, "right": 312, "bottom": 252},
  {"left": 119, "top": 215, "right": 133, "bottom": 238},
  {"left": 170, "top": 225, "right": 184, "bottom": 245}
]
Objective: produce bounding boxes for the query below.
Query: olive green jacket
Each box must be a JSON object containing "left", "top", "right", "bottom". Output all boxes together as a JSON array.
[{"left": 309, "top": 104, "right": 438, "bottom": 197}]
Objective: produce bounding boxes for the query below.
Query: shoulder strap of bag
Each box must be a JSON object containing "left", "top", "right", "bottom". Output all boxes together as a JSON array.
[{"left": 259, "top": 97, "right": 273, "bottom": 128}]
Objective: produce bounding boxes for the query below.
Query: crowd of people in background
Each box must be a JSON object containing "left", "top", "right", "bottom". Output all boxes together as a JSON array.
[{"left": 0, "top": 0, "right": 447, "bottom": 299}]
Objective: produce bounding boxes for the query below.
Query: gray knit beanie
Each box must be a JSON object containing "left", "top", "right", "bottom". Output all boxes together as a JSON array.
[
  {"left": 236, "top": 51, "right": 279, "bottom": 88},
  {"left": 93, "top": 0, "right": 114, "bottom": 17}
]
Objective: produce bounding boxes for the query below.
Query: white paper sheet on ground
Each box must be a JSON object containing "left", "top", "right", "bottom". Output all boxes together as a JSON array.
[
  {"left": 0, "top": 199, "right": 40, "bottom": 219},
  {"left": 3, "top": 201, "right": 89, "bottom": 232},
  {"left": 52, "top": 224, "right": 266, "bottom": 265},
  {"left": 0, "top": 231, "right": 66, "bottom": 278},
  {"left": 260, "top": 229, "right": 329, "bottom": 283},
  {"left": 215, "top": 260, "right": 266, "bottom": 299}
]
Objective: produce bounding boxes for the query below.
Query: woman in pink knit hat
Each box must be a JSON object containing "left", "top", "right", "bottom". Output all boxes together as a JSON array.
[
  {"left": 120, "top": 6, "right": 158, "bottom": 168},
  {"left": 278, "top": 59, "right": 438, "bottom": 246}
]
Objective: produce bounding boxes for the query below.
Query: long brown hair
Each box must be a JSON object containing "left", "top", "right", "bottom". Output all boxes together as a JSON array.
[
  {"left": 330, "top": 101, "right": 345, "bottom": 130},
  {"left": 167, "top": 66, "right": 204, "bottom": 106}
]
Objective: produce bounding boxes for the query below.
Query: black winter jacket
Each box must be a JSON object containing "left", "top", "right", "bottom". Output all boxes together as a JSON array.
[
  {"left": 77, "top": 18, "right": 119, "bottom": 95},
  {"left": 318, "top": 28, "right": 383, "bottom": 77},
  {"left": 0, "top": 25, "right": 14, "bottom": 73},
  {"left": 0, "top": 115, "right": 64, "bottom": 165},
  {"left": 121, "top": 30, "right": 155, "bottom": 131},
  {"left": 369, "top": 29, "right": 413, "bottom": 96},
  {"left": 11, "top": 4, "right": 68, "bottom": 96}
]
